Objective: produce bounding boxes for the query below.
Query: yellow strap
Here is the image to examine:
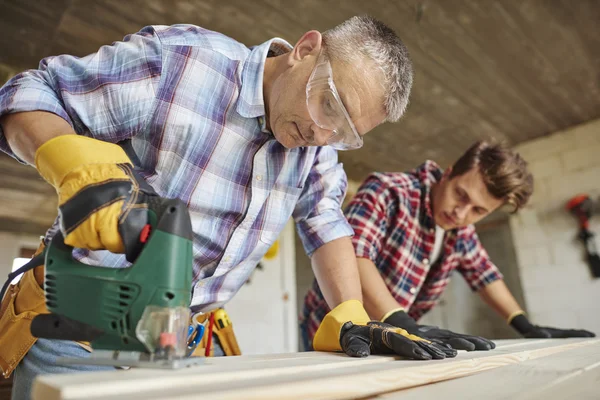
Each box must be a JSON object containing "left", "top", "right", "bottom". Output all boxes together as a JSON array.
[
  {"left": 506, "top": 310, "right": 526, "bottom": 324},
  {"left": 389, "top": 327, "right": 430, "bottom": 343},
  {"left": 380, "top": 307, "right": 405, "bottom": 322}
]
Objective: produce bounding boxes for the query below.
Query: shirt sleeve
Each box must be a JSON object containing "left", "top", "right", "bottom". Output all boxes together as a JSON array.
[
  {"left": 0, "top": 26, "right": 163, "bottom": 160},
  {"left": 344, "top": 174, "right": 392, "bottom": 262},
  {"left": 456, "top": 225, "right": 504, "bottom": 291},
  {"left": 293, "top": 146, "right": 354, "bottom": 257}
]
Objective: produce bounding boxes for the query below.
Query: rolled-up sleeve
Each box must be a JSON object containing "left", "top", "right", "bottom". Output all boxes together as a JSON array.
[
  {"left": 0, "top": 26, "right": 163, "bottom": 160},
  {"left": 457, "top": 226, "right": 504, "bottom": 291},
  {"left": 344, "top": 175, "right": 391, "bottom": 262},
  {"left": 293, "top": 146, "right": 353, "bottom": 256}
]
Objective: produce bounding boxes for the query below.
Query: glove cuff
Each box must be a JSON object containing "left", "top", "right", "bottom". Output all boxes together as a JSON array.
[
  {"left": 506, "top": 310, "right": 525, "bottom": 324},
  {"left": 380, "top": 307, "right": 405, "bottom": 322},
  {"left": 509, "top": 313, "right": 535, "bottom": 335},
  {"left": 35, "top": 135, "right": 132, "bottom": 188},
  {"left": 313, "top": 300, "right": 369, "bottom": 352},
  {"left": 382, "top": 309, "right": 419, "bottom": 332}
]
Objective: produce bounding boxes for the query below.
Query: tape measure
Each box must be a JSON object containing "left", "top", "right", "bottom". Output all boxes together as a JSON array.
[
  {"left": 213, "top": 308, "right": 232, "bottom": 329},
  {"left": 264, "top": 240, "right": 279, "bottom": 260}
]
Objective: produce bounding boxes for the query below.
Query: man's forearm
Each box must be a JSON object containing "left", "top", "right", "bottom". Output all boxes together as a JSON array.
[
  {"left": 356, "top": 257, "right": 401, "bottom": 320},
  {"left": 478, "top": 279, "right": 523, "bottom": 321},
  {"left": 0, "top": 111, "right": 74, "bottom": 164},
  {"left": 311, "top": 236, "right": 362, "bottom": 308}
]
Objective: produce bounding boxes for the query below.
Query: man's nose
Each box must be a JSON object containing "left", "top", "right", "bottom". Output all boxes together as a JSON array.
[
  {"left": 310, "top": 124, "right": 334, "bottom": 146},
  {"left": 454, "top": 205, "right": 470, "bottom": 221}
]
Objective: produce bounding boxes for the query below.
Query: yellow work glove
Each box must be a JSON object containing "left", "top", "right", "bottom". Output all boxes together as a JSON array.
[
  {"left": 313, "top": 300, "right": 457, "bottom": 360},
  {"left": 35, "top": 135, "right": 156, "bottom": 261}
]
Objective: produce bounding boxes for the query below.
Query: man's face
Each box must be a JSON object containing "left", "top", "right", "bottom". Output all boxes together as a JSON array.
[
  {"left": 431, "top": 167, "right": 504, "bottom": 230},
  {"left": 266, "top": 31, "right": 386, "bottom": 149}
]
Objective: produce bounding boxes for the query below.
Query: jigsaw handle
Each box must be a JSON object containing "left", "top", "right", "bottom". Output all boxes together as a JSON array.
[
  {"left": 31, "top": 313, "right": 105, "bottom": 342},
  {"left": 50, "top": 195, "right": 193, "bottom": 261}
]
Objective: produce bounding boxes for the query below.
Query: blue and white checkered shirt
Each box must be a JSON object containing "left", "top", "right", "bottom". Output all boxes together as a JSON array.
[{"left": 0, "top": 24, "right": 353, "bottom": 311}]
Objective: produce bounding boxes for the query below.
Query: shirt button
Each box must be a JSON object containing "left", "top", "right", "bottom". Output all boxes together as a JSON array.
[
  {"left": 223, "top": 256, "right": 231, "bottom": 263},
  {"left": 422, "top": 258, "right": 429, "bottom": 265},
  {"left": 410, "top": 287, "right": 417, "bottom": 294},
  {"left": 256, "top": 175, "right": 263, "bottom": 181}
]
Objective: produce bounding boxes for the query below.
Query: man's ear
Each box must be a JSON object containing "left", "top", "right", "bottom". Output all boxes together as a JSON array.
[
  {"left": 290, "top": 30, "right": 322, "bottom": 63},
  {"left": 443, "top": 166, "right": 453, "bottom": 179}
]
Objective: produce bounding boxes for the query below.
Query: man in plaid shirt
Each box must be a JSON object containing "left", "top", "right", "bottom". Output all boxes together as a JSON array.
[
  {"left": 0, "top": 15, "right": 464, "bottom": 400},
  {"left": 302, "top": 141, "right": 595, "bottom": 352}
]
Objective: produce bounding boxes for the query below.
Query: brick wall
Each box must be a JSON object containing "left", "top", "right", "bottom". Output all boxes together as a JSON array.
[{"left": 510, "top": 119, "right": 600, "bottom": 334}]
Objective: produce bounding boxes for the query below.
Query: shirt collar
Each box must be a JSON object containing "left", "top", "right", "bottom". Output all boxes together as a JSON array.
[
  {"left": 415, "top": 160, "right": 444, "bottom": 230},
  {"left": 236, "top": 37, "right": 292, "bottom": 126}
]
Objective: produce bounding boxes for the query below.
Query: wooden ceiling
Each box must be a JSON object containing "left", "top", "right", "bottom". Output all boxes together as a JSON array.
[{"left": 1, "top": 0, "right": 598, "bottom": 231}]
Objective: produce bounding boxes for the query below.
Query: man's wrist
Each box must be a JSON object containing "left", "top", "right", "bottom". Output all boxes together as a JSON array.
[{"left": 509, "top": 313, "right": 535, "bottom": 335}]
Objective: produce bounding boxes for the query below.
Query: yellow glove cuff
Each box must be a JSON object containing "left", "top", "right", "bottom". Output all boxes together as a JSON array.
[
  {"left": 35, "top": 135, "right": 132, "bottom": 188},
  {"left": 313, "top": 300, "right": 369, "bottom": 352},
  {"left": 380, "top": 307, "right": 405, "bottom": 322},
  {"left": 507, "top": 310, "right": 526, "bottom": 324}
]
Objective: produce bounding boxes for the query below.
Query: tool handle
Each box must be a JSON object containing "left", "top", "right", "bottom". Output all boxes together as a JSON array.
[
  {"left": 205, "top": 313, "right": 215, "bottom": 357},
  {"left": 31, "top": 313, "right": 105, "bottom": 342},
  {"left": 48, "top": 196, "right": 193, "bottom": 266}
]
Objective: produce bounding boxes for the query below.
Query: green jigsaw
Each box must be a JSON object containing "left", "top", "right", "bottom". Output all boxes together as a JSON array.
[{"left": 28, "top": 197, "right": 202, "bottom": 369}]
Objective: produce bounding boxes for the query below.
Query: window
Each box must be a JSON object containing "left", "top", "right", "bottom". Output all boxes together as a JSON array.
[{"left": 10, "top": 247, "right": 37, "bottom": 284}]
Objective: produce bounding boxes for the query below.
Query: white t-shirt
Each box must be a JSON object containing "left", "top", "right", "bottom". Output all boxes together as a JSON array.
[{"left": 430, "top": 225, "right": 445, "bottom": 265}]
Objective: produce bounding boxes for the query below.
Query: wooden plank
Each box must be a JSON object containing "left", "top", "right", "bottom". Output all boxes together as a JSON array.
[
  {"left": 32, "top": 339, "right": 598, "bottom": 400},
  {"left": 500, "top": 0, "right": 600, "bottom": 124},
  {"left": 31, "top": 338, "right": 547, "bottom": 399},
  {"left": 1, "top": 0, "right": 600, "bottom": 182},
  {"left": 0, "top": 189, "right": 56, "bottom": 223},
  {"left": 377, "top": 338, "right": 600, "bottom": 399},
  {"left": 0, "top": 216, "right": 51, "bottom": 236},
  {"left": 524, "top": 360, "right": 600, "bottom": 400},
  {"left": 2, "top": 0, "right": 599, "bottom": 183},
  {"left": 0, "top": 0, "right": 71, "bottom": 69}
]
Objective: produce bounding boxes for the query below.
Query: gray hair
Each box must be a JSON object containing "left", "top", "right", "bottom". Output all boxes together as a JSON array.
[{"left": 322, "top": 16, "right": 414, "bottom": 122}]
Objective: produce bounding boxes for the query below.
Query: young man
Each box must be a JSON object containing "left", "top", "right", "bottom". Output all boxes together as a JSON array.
[{"left": 301, "top": 140, "right": 595, "bottom": 352}]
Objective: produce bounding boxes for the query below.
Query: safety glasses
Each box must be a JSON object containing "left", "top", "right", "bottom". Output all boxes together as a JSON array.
[{"left": 306, "top": 51, "right": 363, "bottom": 151}]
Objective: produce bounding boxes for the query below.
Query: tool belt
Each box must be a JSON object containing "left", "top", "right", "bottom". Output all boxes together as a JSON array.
[
  {"left": 0, "top": 241, "right": 48, "bottom": 378},
  {"left": 0, "top": 240, "right": 99, "bottom": 378},
  {"left": 191, "top": 310, "right": 241, "bottom": 357}
]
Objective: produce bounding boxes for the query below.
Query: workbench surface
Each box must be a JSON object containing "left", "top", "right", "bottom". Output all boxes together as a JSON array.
[{"left": 33, "top": 338, "right": 600, "bottom": 400}]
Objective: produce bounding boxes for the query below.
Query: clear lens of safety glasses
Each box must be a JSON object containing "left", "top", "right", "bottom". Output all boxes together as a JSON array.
[{"left": 306, "top": 53, "right": 363, "bottom": 151}]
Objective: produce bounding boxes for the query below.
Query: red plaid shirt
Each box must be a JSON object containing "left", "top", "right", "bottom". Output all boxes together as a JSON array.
[{"left": 301, "top": 161, "right": 503, "bottom": 342}]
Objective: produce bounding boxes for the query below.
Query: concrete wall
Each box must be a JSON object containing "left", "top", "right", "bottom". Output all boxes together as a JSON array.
[{"left": 509, "top": 118, "right": 600, "bottom": 334}]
